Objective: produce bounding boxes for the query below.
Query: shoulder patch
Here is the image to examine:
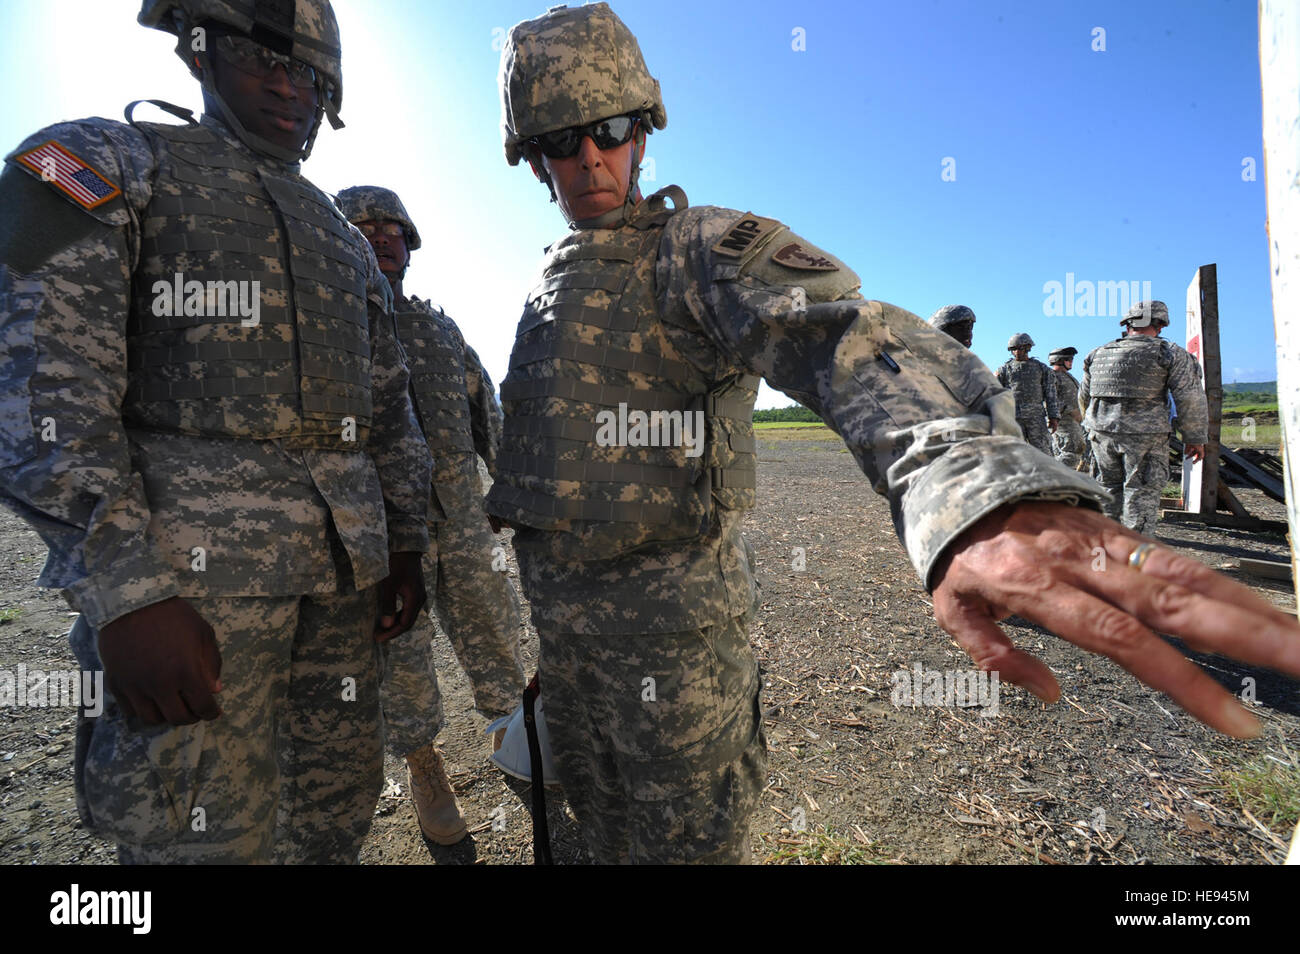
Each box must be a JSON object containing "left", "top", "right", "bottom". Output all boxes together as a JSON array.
[
  {"left": 771, "top": 242, "right": 839, "bottom": 271},
  {"left": 11, "top": 140, "right": 121, "bottom": 210},
  {"left": 711, "top": 213, "right": 784, "bottom": 260}
]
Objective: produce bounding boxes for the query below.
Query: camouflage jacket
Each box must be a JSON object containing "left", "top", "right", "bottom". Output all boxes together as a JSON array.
[
  {"left": 498, "top": 190, "right": 1106, "bottom": 635},
  {"left": 0, "top": 113, "right": 431, "bottom": 628},
  {"left": 1080, "top": 335, "right": 1208, "bottom": 442},
  {"left": 394, "top": 294, "right": 502, "bottom": 501},
  {"left": 1052, "top": 368, "right": 1084, "bottom": 423},
  {"left": 995, "top": 358, "right": 1060, "bottom": 422}
]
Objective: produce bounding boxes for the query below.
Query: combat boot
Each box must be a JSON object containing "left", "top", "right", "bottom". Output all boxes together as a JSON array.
[{"left": 405, "top": 741, "right": 468, "bottom": 845}]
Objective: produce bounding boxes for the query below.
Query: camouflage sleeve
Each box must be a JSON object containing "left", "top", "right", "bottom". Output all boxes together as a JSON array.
[
  {"left": 660, "top": 206, "right": 1106, "bottom": 589},
  {"left": 362, "top": 249, "right": 433, "bottom": 553},
  {"left": 1042, "top": 362, "right": 1060, "bottom": 420},
  {"left": 0, "top": 119, "right": 185, "bottom": 628},
  {"left": 1078, "top": 354, "right": 1092, "bottom": 415},
  {"left": 1166, "top": 343, "right": 1209, "bottom": 445},
  {"left": 995, "top": 362, "right": 1009, "bottom": 388},
  {"left": 462, "top": 338, "right": 503, "bottom": 478}
]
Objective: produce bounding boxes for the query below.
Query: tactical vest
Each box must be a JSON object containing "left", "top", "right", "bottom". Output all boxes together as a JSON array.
[
  {"left": 486, "top": 193, "right": 758, "bottom": 561},
  {"left": 394, "top": 299, "right": 475, "bottom": 458},
  {"left": 124, "top": 119, "right": 373, "bottom": 448},
  {"left": 1053, "top": 369, "right": 1081, "bottom": 421},
  {"left": 1085, "top": 337, "right": 1171, "bottom": 400}
]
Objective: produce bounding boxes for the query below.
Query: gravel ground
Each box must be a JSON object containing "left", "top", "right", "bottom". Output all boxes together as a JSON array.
[{"left": 1, "top": 431, "right": 1296, "bottom": 865}]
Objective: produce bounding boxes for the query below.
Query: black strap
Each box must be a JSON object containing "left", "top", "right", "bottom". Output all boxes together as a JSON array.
[
  {"left": 124, "top": 100, "right": 198, "bottom": 127},
  {"left": 523, "top": 674, "right": 554, "bottom": 865}
]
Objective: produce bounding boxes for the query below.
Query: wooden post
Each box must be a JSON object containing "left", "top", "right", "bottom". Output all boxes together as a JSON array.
[
  {"left": 1181, "top": 265, "right": 1222, "bottom": 513},
  {"left": 1258, "top": 0, "right": 1300, "bottom": 866}
]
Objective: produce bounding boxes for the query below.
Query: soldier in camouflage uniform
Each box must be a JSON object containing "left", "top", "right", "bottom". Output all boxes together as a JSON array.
[
  {"left": 0, "top": 0, "right": 432, "bottom": 864},
  {"left": 996, "top": 333, "right": 1059, "bottom": 455},
  {"left": 927, "top": 304, "right": 976, "bottom": 349},
  {"left": 337, "top": 185, "right": 526, "bottom": 845},
  {"left": 486, "top": 3, "right": 1300, "bottom": 865},
  {"left": 1080, "top": 301, "right": 1208, "bottom": 534},
  {"left": 1048, "top": 347, "right": 1089, "bottom": 473}
]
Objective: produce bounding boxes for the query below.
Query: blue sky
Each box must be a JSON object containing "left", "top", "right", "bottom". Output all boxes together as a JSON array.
[{"left": 0, "top": 0, "right": 1277, "bottom": 406}]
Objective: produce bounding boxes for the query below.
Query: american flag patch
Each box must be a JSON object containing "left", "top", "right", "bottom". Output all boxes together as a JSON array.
[{"left": 13, "top": 140, "right": 121, "bottom": 210}]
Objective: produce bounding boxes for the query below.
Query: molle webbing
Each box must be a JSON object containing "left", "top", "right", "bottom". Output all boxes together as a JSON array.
[{"left": 125, "top": 121, "right": 372, "bottom": 448}]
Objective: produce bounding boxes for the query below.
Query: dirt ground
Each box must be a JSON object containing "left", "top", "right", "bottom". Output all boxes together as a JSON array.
[{"left": 1, "top": 430, "right": 1297, "bottom": 865}]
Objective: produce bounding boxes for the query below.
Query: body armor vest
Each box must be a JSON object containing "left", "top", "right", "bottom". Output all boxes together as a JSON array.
[
  {"left": 486, "top": 194, "right": 758, "bottom": 561},
  {"left": 1086, "top": 337, "right": 1171, "bottom": 400},
  {"left": 1053, "top": 369, "right": 1082, "bottom": 421},
  {"left": 394, "top": 298, "right": 475, "bottom": 459},
  {"left": 1000, "top": 359, "right": 1051, "bottom": 416},
  {"left": 124, "top": 119, "right": 373, "bottom": 448}
]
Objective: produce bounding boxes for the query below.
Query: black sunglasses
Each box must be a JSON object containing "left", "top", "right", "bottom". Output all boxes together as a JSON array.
[{"left": 530, "top": 114, "right": 639, "bottom": 159}]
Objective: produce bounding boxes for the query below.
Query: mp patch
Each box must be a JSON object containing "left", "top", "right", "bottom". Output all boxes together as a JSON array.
[
  {"left": 711, "top": 213, "right": 783, "bottom": 260},
  {"left": 772, "top": 242, "right": 839, "bottom": 271},
  {"left": 12, "top": 140, "right": 121, "bottom": 210}
]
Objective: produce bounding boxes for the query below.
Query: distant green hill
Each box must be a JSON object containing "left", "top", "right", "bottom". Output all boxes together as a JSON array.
[
  {"left": 753, "top": 405, "right": 821, "bottom": 423},
  {"left": 1223, "top": 381, "right": 1276, "bottom": 398}
]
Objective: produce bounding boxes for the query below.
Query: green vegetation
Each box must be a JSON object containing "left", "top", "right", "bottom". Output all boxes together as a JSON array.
[
  {"left": 1212, "top": 755, "right": 1300, "bottom": 834},
  {"left": 0, "top": 607, "right": 21, "bottom": 624},
  {"left": 753, "top": 404, "right": 820, "bottom": 424}
]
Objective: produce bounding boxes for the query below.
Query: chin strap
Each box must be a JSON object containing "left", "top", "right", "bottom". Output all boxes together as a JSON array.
[{"left": 175, "top": 12, "right": 334, "bottom": 164}]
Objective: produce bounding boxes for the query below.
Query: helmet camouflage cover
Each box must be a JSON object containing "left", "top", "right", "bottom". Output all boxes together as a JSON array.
[
  {"left": 499, "top": 2, "right": 668, "bottom": 166},
  {"left": 1121, "top": 300, "right": 1170, "bottom": 328},
  {"left": 139, "top": 0, "right": 343, "bottom": 159},
  {"left": 928, "top": 304, "right": 976, "bottom": 330},
  {"left": 1007, "top": 332, "right": 1034, "bottom": 350},
  {"left": 336, "top": 185, "right": 422, "bottom": 250}
]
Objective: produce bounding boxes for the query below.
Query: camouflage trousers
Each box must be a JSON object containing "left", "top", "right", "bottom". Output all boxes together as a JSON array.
[
  {"left": 1052, "top": 419, "right": 1090, "bottom": 472},
  {"left": 379, "top": 488, "right": 525, "bottom": 758},
  {"left": 70, "top": 588, "right": 384, "bottom": 864},
  {"left": 1090, "top": 431, "right": 1170, "bottom": 534},
  {"left": 538, "top": 614, "right": 767, "bottom": 864},
  {"left": 1017, "top": 415, "right": 1054, "bottom": 456}
]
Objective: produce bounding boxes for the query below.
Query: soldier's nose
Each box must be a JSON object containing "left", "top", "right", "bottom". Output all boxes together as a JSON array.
[{"left": 576, "top": 135, "right": 603, "bottom": 169}]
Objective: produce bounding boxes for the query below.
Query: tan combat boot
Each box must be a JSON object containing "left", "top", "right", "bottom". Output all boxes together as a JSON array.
[{"left": 405, "top": 741, "right": 468, "bottom": 845}]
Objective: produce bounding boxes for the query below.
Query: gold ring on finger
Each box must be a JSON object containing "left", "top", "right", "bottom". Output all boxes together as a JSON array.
[{"left": 1128, "top": 542, "right": 1158, "bottom": 571}]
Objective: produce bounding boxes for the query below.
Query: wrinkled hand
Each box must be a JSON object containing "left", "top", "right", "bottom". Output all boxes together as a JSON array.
[
  {"left": 1185, "top": 443, "right": 1206, "bottom": 462},
  {"left": 931, "top": 501, "right": 1300, "bottom": 738},
  {"left": 375, "top": 551, "right": 426, "bottom": 642},
  {"left": 1048, "top": 418, "right": 1059, "bottom": 433},
  {"left": 97, "top": 597, "right": 223, "bottom": 726}
]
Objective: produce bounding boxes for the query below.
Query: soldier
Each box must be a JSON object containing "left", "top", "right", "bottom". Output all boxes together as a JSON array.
[
  {"left": 1080, "top": 300, "right": 1208, "bottom": 534},
  {"left": 489, "top": 3, "right": 1300, "bottom": 864},
  {"left": 996, "top": 333, "right": 1059, "bottom": 455},
  {"left": 1048, "top": 347, "right": 1089, "bottom": 472},
  {"left": 337, "top": 185, "right": 526, "bottom": 845},
  {"left": 0, "top": 0, "right": 432, "bottom": 864},
  {"left": 927, "top": 304, "right": 976, "bottom": 349}
]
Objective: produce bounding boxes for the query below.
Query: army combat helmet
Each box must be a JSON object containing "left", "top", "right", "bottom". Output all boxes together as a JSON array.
[
  {"left": 139, "top": 0, "right": 344, "bottom": 163},
  {"left": 499, "top": 2, "right": 668, "bottom": 223},
  {"left": 1048, "top": 346, "right": 1078, "bottom": 363},
  {"left": 929, "top": 304, "right": 976, "bottom": 331},
  {"left": 1007, "top": 332, "right": 1035, "bottom": 351},
  {"left": 1121, "top": 300, "right": 1170, "bottom": 329},
  {"left": 336, "top": 186, "right": 422, "bottom": 250}
]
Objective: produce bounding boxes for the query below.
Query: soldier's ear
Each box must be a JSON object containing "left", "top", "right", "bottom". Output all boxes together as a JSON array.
[{"left": 523, "top": 144, "right": 547, "bottom": 183}]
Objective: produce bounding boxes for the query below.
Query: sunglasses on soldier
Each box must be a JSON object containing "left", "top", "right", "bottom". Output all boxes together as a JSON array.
[
  {"left": 529, "top": 114, "right": 640, "bottom": 160},
  {"left": 214, "top": 34, "right": 318, "bottom": 89},
  {"left": 357, "top": 222, "right": 406, "bottom": 238}
]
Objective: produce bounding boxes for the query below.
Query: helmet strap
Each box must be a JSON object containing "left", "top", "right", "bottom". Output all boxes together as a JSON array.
[{"left": 179, "top": 13, "right": 330, "bottom": 164}]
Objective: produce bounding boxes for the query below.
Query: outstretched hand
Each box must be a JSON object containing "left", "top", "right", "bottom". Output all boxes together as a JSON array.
[{"left": 931, "top": 501, "right": 1300, "bottom": 737}]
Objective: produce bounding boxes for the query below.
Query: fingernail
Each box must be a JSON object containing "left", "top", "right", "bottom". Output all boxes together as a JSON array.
[{"left": 1222, "top": 698, "right": 1261, "bottom": 738}]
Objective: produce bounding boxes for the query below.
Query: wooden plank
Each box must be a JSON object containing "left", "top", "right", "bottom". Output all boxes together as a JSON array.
[
  {"left": 1220, "top": 446, "right": 1287, "bottom": 501},
  {"left": 1237, "top": 558, "right": 1294, "bottom": 582},
  {"left": 1159, "top": 509, "right": 1289, "bottom": 533},
  {"left": 1217, "top": 478, "right": 1250, "bottom": 518},
  {"left": 1181, "top": 265, "right": 1222, "bottom": 513}
]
